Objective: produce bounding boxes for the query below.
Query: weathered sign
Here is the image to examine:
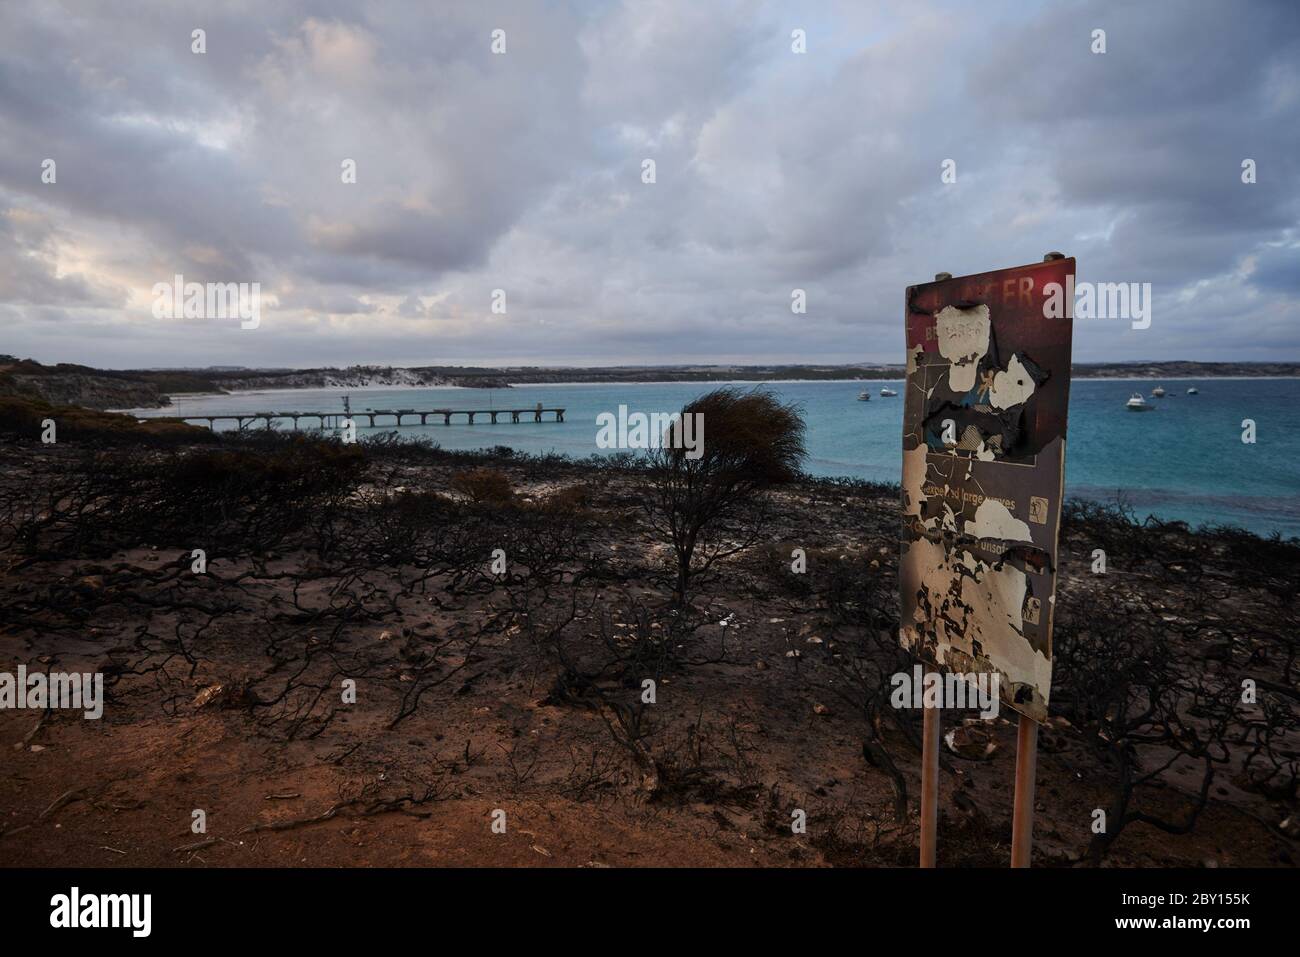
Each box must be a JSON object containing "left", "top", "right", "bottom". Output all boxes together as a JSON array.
[{"left": 900, "top": 258, "right": 1075, "bottom": 722}]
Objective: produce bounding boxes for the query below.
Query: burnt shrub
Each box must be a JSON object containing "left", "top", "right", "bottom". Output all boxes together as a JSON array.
[
  {"left": 150, "top": 437, "right": 365, "bottom": 551},
  {"left": 1, "top": 434, "right": 366, "bottom": 557},
  {"left": 451, "top": 467, "right": 514, "bottom": 506},
  {"left": 541, "top": 483, "right": 591, "bottom": 515}
]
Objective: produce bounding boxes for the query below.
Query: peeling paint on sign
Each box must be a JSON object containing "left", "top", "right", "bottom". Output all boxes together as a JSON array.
[
  {"left": 935, "top": 304, "right": 991, "bottom": 392},
  {"left": 900, "top": 259, "right": 1075, "bottom": 722}
]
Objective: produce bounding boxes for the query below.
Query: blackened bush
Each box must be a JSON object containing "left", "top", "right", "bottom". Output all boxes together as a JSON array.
[
  {"left": 451, "top": 467, "right": 514, "bottom": 505},
  {"left": 151, "top": 437, "right": 365, "bottom": 550}
]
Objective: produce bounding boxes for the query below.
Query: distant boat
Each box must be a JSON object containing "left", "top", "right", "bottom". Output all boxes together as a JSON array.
[
  {"left": 879, "top": 387, "right": 898, "bottom": 397},
  {"left": 1127, "top": 393, "right": 1154, "bottom": 411},
  {"left": 857, "top": 391, "right": 871, "bottom": 402},
  {"left": 1187, "top": 387, "right": 1199, "bottom": 395},
  {"left": 1150, "top": 386, "right": 1166, "bottom": 397}
]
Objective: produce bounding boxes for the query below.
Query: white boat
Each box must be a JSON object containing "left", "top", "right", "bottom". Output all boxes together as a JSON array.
[
  {"left": 879, "top": 387, "right": 898, "bottom": 397},
  {"left": 857, "top": 391, "right": 871, "bottom": 401},
  {"left": 1126, "top": 393, "right": 1153, "bottom": 411},
  {"left": 1187, "top": 387, "right": 1198, "bottom": 395},
  {"left": 1150, "top": 386, "right": 1166, "bottom": 397}
]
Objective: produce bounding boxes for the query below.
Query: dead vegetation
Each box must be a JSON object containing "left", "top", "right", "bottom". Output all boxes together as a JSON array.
[{"left": 0, "top": 402, "right": 1297, "bottom": 866}]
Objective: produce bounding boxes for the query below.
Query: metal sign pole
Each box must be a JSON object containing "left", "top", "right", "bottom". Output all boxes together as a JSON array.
[
  {"left": 919, "top": 694, "right": 940, "bottom": 867},
  {"left": 1010, "top": 714, "right": 1039, "bottom": 867}
]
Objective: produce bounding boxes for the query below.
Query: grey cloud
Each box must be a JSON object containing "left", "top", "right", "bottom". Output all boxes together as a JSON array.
[
  {"left": 0, "top": 0, "right": 1296, "bottom": 367},
  {"left": 0, "top": 207, "right": 123, "bottom": 307}
]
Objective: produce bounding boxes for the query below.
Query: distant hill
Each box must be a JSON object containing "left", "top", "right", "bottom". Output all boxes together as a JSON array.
[
  {"left": 1, "top": 356, "right": 1296, "bottom": 410},
  {"left": 0, "top": 357, "right": 219, "bottom": 410},
  {"left": 1069, "top": 361, "right": 1300, "bottom": 379}
]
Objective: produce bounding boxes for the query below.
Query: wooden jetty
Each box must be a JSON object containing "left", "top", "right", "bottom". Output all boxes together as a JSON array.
[{"left": 178, "top": 406, "right": 566, "bottom": 430}]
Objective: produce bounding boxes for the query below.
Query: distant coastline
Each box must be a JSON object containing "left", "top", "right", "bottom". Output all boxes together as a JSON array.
[{"left": 4, "top": 354, "right": 1299, "bottom": 411}]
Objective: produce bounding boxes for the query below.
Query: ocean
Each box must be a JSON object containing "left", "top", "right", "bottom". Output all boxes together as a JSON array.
[{"left": 131, "top": 378, "right": 1300, "bottom": 539}]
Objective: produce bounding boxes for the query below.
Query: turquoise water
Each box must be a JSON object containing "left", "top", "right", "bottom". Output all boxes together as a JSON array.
[{"left": 138, "top": 378, "right": 1300, "bottom": 538}]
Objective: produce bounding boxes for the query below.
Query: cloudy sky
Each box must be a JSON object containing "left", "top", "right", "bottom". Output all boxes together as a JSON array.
[{"left": 1, "top": 0, "right": 1297, "bottom": 369}]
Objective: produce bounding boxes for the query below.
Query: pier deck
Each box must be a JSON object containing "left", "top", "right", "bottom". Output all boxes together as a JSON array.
[{"left": 175, "top": 407, "right": 566, "bottom": 430}]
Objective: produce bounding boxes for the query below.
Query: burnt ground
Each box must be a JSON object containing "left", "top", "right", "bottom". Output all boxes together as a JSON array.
[{"left": 0, "top": 434, "right": 1296, "bottom": 868}]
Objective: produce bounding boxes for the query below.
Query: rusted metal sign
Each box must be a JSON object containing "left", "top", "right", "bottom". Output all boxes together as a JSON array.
[{"left": 900, "top": 258, "right": 1075, "bottom": 722}]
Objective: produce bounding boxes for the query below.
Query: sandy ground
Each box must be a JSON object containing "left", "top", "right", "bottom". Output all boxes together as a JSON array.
[{"left": 1, "top": 444, "right": 1296, "bottom": 868}]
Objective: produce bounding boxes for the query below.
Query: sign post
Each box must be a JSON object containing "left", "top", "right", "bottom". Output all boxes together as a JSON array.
[
  {"left": 901, "top": 254, "right": 1075, "bottom": 868},
  {"left": 1010, "top": 713, "right": 1039, "bottom": 867},
  {"left": 919, "top": 696, "right": 940, "bottom": 868}
]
